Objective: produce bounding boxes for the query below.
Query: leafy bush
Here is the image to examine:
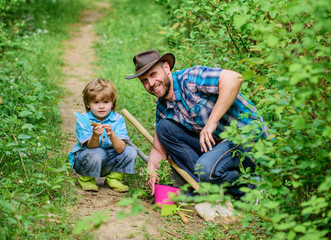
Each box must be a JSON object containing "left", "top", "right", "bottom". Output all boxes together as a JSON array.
[
  {"left": 0, "top": 0, "right": 86, "bottom": 238},
  {"left": 154, "top": 0, "right": 330, "bottom": 239},
  {"left": 155, "top": 159, "right": 173, "bottom": 186}
]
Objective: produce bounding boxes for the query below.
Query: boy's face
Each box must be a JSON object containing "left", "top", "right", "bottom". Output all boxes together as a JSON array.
[{"left": 87, "top": 97, "right": 113, "bottom": 121}]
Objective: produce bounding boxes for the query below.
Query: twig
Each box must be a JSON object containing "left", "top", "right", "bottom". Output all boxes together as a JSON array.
[
  {"left": 30, "top": 188, "right": 46, "bottom": 196},
  {"left": 251, "top": 86, "right": 265, "bottom": 96},
  {"left": 0, "top": 153, "right": 4, "bottom": 165},
  {"left": 11, "top": 188, "right": 46, "bottom": 199},
  {"left": 10, "top": 198, "right": 22, "bottom": 229},
  {"left": 204, "top": 0, "right": 241, "bottom": 54},
  {"left": 164, "top": 229, "right": 181, "bottom": 238},
  {"left": 12, "top": 134, "right": 29, "bottom": 182}
]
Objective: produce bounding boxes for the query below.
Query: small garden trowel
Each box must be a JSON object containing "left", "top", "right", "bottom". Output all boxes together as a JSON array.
[{"left": 160, "top": 203, "right": 193, "bottom": 224}]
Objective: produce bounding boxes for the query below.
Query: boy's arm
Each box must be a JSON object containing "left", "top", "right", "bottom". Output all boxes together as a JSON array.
[{"left": 87, "top": 124, "right": 103, "bottom": 148}]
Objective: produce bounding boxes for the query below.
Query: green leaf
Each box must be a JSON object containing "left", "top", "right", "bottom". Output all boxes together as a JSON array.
[
  {"left": 270, "top": 169, "right": 282, "bottom": 173},
  {"left": 242, "top": 70, "right": 255, "bottom": 79},
  {"left": 0, "top": 200, "right": 14, "bottom": 212},
  {"left": 249, "top": 58, "right": 264, "bottom": 65},
  {"left": 322, "top": 126, "right": 331, "bottom": 138},
  {"left": 275, "top": 106, "right": 284, "bottom": 119},
  {"left": 293, "top": 225, "right": 306, "bottom": 233},
  {"left": 233, "top": 15, "right": 249, "bottom": 29},
  {"left": 269, "top": 11, "right": 277, "bottom": 19},
  {"left": 52, "top": 106, "right": 61, "bottom": 116},
  {"left": 302, "top": 207, "right": 313, "bottom": 215},
  {"left": 292, "top": 23, "right": 304, "bottom": 33},
  {"left": 293, "top": 117, "right": 306, "bottom": 129},
  {"left": 255, "top": 75, "right": 267, "bottom": 84},
  {"left": 22, "top": 123, "right": 34, "bottom": 129},
  {"left": 276, "top": 222, "right": 296, "bottom": 230},
  {"left": 318, "top": 177, "right": 331, "bottom": 193},
  {"left": 289, "top": 63, "right": 302, "bottom": 72},
  {"left": 266, "top": 35, "right": 279, "bottom": 47},
  {"left": 18, "top": 134, "right": 31, "bottom": 140},
  {"left": 291, "top": 181, "right": 301, "bottom": 188},
  {"left": 264, "top": 200, "right": 279, "bottom": 209},
  {"left": 19, "top": 111, "right": 33, "bottom": 117}
]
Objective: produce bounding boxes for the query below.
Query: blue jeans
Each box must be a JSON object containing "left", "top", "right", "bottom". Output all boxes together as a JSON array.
[
  {"left": 73, "top": 146, "right": 137, "bottom": 178},
  {"left": 156, "top": 119, "right": 256, "bottom": 198}
]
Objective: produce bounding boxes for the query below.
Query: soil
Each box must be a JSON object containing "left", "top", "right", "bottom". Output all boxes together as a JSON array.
[{"left": 59, "top": 2, "right": 205, "bottom": 239}]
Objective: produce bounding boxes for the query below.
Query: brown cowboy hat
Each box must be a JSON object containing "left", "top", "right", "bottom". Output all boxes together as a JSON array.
[{"left": 125, "top": 49, "right": 175, "bottom": 79}]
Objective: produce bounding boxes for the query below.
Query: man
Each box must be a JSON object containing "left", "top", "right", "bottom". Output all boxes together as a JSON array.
[{"left": 125, "top": 49, "right": 266, "bottom": 198}]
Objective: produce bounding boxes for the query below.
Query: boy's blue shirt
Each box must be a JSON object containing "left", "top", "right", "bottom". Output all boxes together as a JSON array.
[{"left": 68, "top": 111, "right": 129, "bottom": 167}]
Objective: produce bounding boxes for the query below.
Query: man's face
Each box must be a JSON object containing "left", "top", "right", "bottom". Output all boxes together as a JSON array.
[{"left": 138, "top": 62, "right": 172, "bottom": 99}]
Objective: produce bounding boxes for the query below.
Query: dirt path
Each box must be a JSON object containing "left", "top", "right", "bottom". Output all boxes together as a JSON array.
[
  {"left": 59, "top": 2, "right": 204, "bottom": 239},
  {"left": 58, "top": 2, "right": 166, "bottom": 239}
]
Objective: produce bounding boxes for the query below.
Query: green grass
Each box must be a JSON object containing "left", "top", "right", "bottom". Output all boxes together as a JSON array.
[{"left": 0, "top": 0, "right": 89, "bottom": 239}]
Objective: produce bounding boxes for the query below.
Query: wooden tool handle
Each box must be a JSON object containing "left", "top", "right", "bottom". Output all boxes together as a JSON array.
[
  {"left": 121, "top": 108, "right": 200, "bottom": 191},
  {"left": 168, "top": 158, "right": 200, "bottom": 190},
  {"left": 178, "top": 212, "right": 188, "bottom": 224},
  {"left": 122, "top": 109, "right": 154, "bottom": 145}
]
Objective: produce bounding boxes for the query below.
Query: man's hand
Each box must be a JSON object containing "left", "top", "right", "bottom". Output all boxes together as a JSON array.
[
  {"left": 146, "top": 176, "right": 158, "bottom": 196},
  {"left": 199, "top": 121, "right": 217, "bottom": 152},
  {"left": 145, "top": 132, "right": 168, "bottom": 195}
]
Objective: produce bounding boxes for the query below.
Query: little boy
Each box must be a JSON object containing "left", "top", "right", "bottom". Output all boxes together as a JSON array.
[{"left": 68, "top": 78, "right": 137, "bottom": 192}]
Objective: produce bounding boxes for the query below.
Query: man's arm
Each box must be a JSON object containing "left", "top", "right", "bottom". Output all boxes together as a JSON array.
[
  {"left": 199, "top": 69, "right": 243, "bottom": 152},
  {"left": 146, "top": 132, "right": 168, "bottom": 195}
]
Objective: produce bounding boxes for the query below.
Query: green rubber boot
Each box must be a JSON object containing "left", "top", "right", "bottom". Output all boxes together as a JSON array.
[
  {"left": 106, "top": 172, "right": 128, "bottom": 192},
  {"left": 78, "top": 176, "right": 98, "bottom": 192}
]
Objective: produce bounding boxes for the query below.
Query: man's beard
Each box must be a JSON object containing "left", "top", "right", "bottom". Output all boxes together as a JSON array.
[{"left": 160, "top": 75, "right": 171, "bottom": 99}]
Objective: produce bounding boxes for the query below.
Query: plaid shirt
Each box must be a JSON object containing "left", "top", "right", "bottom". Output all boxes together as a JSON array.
[{"left": 156, "top": 66, "right": 267, "bottom": 137}]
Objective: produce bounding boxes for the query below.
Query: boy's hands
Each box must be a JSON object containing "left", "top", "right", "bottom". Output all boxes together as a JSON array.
[
  {"left": 92, "top": 122, "right": 104, "bottom": 137},
  {"left": 102, "top": 124, "right": 114, "bottom": 137},
  {"left": 89, "top": 122, "right": 124, "bottom": 153},
  {"left": 91, "top": 122, "right": 114, "bottom": 137}
]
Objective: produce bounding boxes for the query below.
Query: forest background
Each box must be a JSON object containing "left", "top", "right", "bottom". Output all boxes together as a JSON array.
[{"left": 0, "top": 0, "right": 330, "bottom": 239}]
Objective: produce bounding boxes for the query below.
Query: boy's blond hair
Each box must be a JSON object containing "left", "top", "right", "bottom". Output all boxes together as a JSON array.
[{"left": 82, "top": 78, "right": 117, "bottom": 112}]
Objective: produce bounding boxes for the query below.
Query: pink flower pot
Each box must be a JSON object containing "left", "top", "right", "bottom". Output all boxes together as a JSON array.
[{"left": 154, "top": 184, "right": 180, "bottom": 207}]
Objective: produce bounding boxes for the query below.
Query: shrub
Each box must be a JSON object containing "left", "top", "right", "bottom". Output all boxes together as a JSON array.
[
  {"left": 0, "top": 0, "right": 86, "bottom": 238},
  {"left": 154, "top": 0, "right": 330, "bottom": 238}
]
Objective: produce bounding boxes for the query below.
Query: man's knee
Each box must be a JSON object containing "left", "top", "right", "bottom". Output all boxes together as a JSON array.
[
  {"left": 156, "top": 119, "right": 174, "bottom": 137},
  {"left": 197, "top": 165, "right": 240, "bottom": 183},
  {"left": 194, "top": 151, "right": 241, "bottom": 183}
]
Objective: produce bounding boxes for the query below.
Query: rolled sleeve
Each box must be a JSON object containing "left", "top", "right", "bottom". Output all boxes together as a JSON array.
[
  {"left": 193, "top": 66, "right": 222, "bottom": 94},
  {"left": 113, "top": 115, "right": 129, "bottom": 140},
  {"left": 75, "top": 120, "right": 92, "bottom": 146}
]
